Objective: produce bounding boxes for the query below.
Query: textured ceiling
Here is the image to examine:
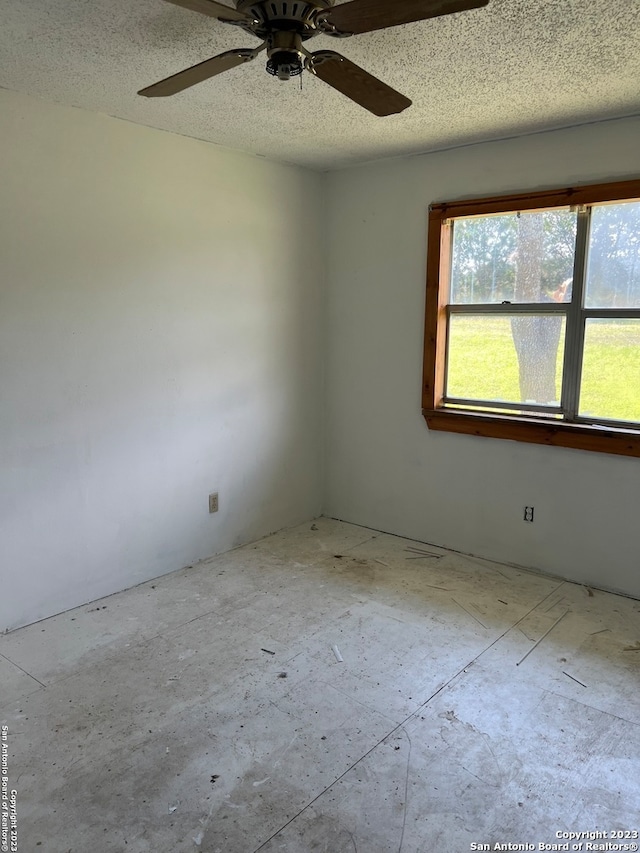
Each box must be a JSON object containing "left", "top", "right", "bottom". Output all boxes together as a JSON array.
[{"left": 1, "top": 0, "right": 640, "bottom": 170}]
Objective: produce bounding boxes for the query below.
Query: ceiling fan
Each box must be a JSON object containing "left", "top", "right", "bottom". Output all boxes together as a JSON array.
[{"left": 139, "top": 0, "right": 489, "bottom": 116}]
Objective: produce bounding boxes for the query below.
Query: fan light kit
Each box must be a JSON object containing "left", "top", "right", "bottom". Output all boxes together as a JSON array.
[{"left": 139, "top": 0, "right": 489, "bottom": 116}]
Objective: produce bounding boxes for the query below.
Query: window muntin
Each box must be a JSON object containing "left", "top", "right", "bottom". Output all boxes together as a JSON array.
[{"left": 423, "top": 180, "right": 640, "bottom": 457}]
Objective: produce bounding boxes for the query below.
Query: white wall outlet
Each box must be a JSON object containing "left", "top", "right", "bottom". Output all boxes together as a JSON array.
[
  {"left": 209, "top": 493, "right": 219, "bottom": 514},
  {"left": 524, "top": 506, "right": 534, "bottom": 523}
]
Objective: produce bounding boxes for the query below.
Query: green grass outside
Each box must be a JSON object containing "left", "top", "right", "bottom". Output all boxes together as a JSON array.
[{"left": 447, "top": 317, "right": 640, "bottom": 423}]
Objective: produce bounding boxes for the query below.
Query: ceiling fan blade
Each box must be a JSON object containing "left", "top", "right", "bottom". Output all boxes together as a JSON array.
[
  {"left": 139, "top": 48, "right": 256, "bottom": 97},
  {"left": 162, "top": 0, "right": 251, "bottom": 22},
  {"left": 309, "top": 51, "right": 411, "bottom": 116},
  {"left": 323, "top": 0, "right": 489, "bottom": 35}
]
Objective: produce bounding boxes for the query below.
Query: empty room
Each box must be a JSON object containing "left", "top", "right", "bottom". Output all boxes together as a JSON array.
[{"left": 1, "top": 0, "right": 639, "bottom": 851}]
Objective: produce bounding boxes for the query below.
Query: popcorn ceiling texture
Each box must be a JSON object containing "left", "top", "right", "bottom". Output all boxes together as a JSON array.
[{"left": 1, "top": 0, "right": 639, "bottom": 169}]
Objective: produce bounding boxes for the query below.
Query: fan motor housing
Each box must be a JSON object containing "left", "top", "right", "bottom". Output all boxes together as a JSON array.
[
  {"left": 235, "top": 0, "right": 335, "bottom": 40},
  {"left": 265, "top": 31, "right": 306, "bottom": 79}
]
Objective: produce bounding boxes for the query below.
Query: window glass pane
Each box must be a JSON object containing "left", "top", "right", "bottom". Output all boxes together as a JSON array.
[
  {"left": 579, "top": 319, "right": 640, "bottom": 423},
  {"left": 450, "top": 209, "right": 576, "bottom": 304},
  {"left": 446, "top": 315, "right": 565, "bottom": 406},
  {"left": 585, "top": 202, "right": 640, "bottom": 308}
]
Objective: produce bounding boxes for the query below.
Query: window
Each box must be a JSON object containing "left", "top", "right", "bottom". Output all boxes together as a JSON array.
[{"left": 423, "top": 179, "right": 640, "bottom": 457}]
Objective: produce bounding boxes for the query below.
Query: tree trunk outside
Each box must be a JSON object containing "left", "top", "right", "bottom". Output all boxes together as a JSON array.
[{"left": 511, "top": 214, "right": 562, "bottom": 404}]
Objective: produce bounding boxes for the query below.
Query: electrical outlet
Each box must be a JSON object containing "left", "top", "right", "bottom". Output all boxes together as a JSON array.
[
  {"left": 209, "top": 493, "right": 219, "bottom": 514},
  {"left": 523, "top": 506, "right": 534, "bottom": 523}
]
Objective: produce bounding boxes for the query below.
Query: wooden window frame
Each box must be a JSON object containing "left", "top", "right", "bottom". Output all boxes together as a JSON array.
[{"left": 422, "top": 178, "right": 640, "bottom": 458}]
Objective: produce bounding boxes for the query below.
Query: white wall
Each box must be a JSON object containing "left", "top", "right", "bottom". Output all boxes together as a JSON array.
[
  {"left": 0, "top": 89, "right": 324, "bottom": 631},
  {"left": 325, "top": 117, "right": 640, "bottom": 599}
]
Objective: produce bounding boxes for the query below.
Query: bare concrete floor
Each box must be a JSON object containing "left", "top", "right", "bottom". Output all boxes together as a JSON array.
[{"left": 1, "top": 518, "right": 639, "bottom": 852}]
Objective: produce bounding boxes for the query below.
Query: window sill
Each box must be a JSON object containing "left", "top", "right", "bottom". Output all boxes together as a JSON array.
[{"left": 423, "top": 408, "right": 640, "bottom": 458}]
